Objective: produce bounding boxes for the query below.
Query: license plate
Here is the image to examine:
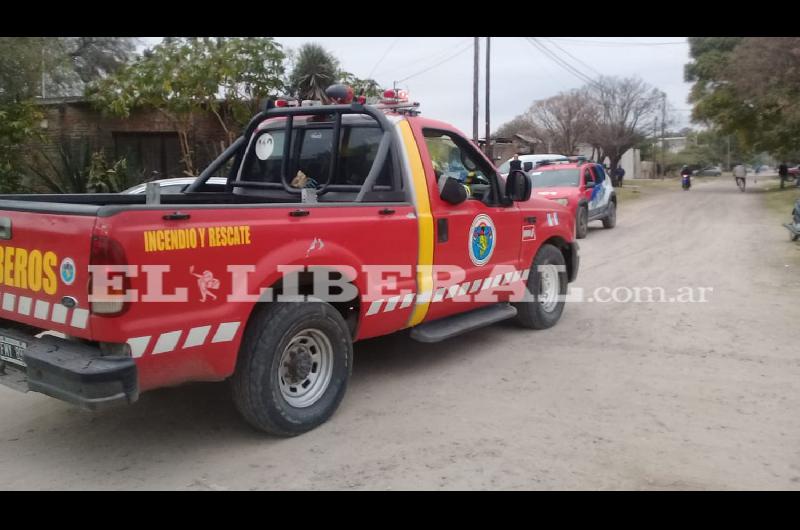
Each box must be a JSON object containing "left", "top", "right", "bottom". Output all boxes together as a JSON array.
[{"left": 0, "top": 335, "right": 27, "bottom": 368}]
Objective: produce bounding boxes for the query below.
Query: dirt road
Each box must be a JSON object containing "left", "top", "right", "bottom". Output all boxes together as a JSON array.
[{"left": 1, "top": 177, "right": 799, "bottom": 490}]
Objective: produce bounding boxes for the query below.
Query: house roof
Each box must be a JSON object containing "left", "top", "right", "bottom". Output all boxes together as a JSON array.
[{"left": 514, "top": 133, "right": 541, "bottom": 144}]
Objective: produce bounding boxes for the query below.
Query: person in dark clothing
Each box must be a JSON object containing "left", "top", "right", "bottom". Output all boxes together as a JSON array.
[
  {"left": 508, "top": 154, "right": 523, "bottom": 172},
  {"left": 613, "top": 166, "right": 626, "bottom": 187},
  {"left": 779, "top": 162, "right": 789, "bottom": 189}
]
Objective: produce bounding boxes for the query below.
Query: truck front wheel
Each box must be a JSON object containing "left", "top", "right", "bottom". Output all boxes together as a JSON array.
[
  {"left": 576, "top": 206, "right": 588, "bottom": 239},
  {"left": 514, "top": 244, "right": 568, "bottom": 330},
  {"left": 232, "top": 301, "right": 352, "bottom": 436}
]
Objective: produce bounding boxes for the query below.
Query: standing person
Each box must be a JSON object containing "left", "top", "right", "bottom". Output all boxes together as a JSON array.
[
  {"left": 614, "top": 165, "right": 626, "bottom": 187},
  {"left": 779, "top": 161, "right": 789, "bottom": 189},
  {"left": 733, "top": 163, "right": 747, "bottom": 191},
  {"left": 508, "top": 154, "right": 522, "bottom": 172}
]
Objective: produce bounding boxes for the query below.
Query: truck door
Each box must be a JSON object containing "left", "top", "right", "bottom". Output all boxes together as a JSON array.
[
  {"left": 587, "top": 164, "right": 610, "bottom": 216},
  {"left": 413, "top": 127, "right": 524, "bottom": 323}
]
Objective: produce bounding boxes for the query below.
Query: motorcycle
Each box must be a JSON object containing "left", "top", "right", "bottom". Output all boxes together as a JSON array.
[{"left": 681, "top": 173, "right": 691, "bottom": 190}]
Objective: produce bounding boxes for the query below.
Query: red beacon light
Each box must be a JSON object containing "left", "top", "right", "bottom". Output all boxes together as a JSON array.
[
  {"left": 380, "top": 88, "right": 410, "bottom": 105},
  {"left": 274, "top": 99, "right": 299, "bottom": 108},
  {"left": 325, "top": 84, "right": 354, "bottom": 104}
]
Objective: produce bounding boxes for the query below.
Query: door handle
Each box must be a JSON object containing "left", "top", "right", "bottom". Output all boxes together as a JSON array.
[{"left": 379, "top": 208, "right": 396, "bottom": 215}]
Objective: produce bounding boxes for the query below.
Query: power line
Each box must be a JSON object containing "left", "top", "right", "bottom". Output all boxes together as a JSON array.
[
  {"left": 542, "top": 37, "right": 603, "bottom": 77},
  {"left": 367, "top": 37, "right": 401, "bottom": 79},
  {"left": 547, "top": 38, "right": 687, "bottom": 47},
  {"left": 374, "top": 37, "right": 471, "bottom": 80},
  {"left": 524, "top": 38, "right": 603, "bottom": 90},
  {"left": 395, "top": 40, "right": 474, "bottom": 84}
]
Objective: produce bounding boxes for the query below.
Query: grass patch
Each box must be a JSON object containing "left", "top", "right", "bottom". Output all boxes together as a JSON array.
[{"left": 760, "top": 177, "right": 800, "bottom": 219}]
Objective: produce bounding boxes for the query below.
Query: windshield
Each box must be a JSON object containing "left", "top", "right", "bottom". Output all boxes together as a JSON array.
[{"left": 530, "top": 168, "right": 581, "bottom": 188}]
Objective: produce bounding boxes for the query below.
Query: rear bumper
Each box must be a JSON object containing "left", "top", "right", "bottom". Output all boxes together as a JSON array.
[{"left": 0, "top": 327, "right": 138, "bottom": 410}]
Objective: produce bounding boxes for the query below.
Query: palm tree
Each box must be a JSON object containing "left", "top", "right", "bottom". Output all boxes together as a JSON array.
[{"left": 288, "top": 44, "right": 339, "bottom": 102}]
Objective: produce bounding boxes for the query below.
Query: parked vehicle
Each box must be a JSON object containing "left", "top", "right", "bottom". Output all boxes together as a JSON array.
[
  {"left": 0, "top": 86, "right": 579, "bottom": 436},
  {"left": 498, "top": 154, "right": 568, "bottom": 177},
  {"left": 122, "top": 177, "right": 228, "bottom": 195},
  {"left": 528, "top": 158, "right": 616, "bottom": 239},
  {"left": 692, "top": 166, "right": 723, "bottom": 176}
]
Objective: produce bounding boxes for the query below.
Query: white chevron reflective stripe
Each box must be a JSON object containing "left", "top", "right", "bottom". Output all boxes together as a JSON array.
[
  {"left": 367, "top": 268, "right": 529, "bottom": 316},
  {"left": 126, "top": 321, "right": 242, "bottom": 358},
  {"left": 0, "top": 292, "right": 90, "bottom": 330}
]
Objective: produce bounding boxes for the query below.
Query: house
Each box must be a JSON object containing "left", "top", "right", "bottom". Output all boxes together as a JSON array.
[
  {"left": 482, "top": 133, "right": 543, "bottom": 165},
  {"left": 25, "top": 96, "right": 230, "bottom": 189},
  {"left": 574, "top": 143, "right": 643, "bottom": 180}
]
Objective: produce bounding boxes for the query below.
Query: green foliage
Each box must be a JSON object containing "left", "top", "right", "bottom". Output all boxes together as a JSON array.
[
  {"left": 87, "top": 152, "right": 134, "bottom": 193},
  {"left": 88, "top": 37, "right": 286, "bottom": 175},
  {"left": 0, "top": 37, "right": 136, "bottom": 193},
  {"left": 338, "top": 72, "right": 383, "bottom": 102},
  {"left": 686, "top": 37, "right": 800, "bottom": 158},
  {"left": 288, "top": 44, "right": 339, "bottom": 101},
  {"left": 0, "top": 37, "right": 137, "bottom": 100},
  {"left": 0, "top": 100, "right": 43, "bottom": 193},
  {"left": 28, "top": 138, "right": 94, "bottom": 194}
]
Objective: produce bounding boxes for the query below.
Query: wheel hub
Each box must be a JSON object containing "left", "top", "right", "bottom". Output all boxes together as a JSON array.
[{"left": 285, "top": 348, "right": 313, "bottom": 382}]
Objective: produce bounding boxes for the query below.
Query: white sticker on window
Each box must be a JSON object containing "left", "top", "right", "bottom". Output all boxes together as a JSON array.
[
  {"left": 532, "top": 172, "right": 543, "bottom": 175},
  {"left": 255, "top": 134, "right": 275, "bottom": 160}
]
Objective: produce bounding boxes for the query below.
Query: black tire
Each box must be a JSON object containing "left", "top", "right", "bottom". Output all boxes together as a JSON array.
[
  {"left": 602, "top": 200, "right": 617, "bottom": 228},
  {"left": 231, "top": 301, "right": 353, "bottom": 436},
  {"left": 576, "top": 206, "right": 588, "bottom": 239},
  {"left": 514, "top": 244, "right": 568, "bottom": 330}
]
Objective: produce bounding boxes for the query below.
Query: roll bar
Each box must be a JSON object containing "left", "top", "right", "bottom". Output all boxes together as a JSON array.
[{"left": 185, "top": 101, "right": 395, "bottom": 200}]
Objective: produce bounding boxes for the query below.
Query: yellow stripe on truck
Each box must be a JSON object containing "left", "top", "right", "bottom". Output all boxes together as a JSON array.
[{"left": 398, "top": 120, "right": 434, "bottom": 327}]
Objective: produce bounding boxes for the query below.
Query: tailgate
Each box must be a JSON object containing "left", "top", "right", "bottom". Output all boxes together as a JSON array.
[{"left": 0, "top": 209, "right": 96, "bottom": 338}]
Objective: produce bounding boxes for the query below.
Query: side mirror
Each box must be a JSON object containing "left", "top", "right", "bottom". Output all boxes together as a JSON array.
[
  {"left": 506, "top": 170, "right": 532, "bottom": 203},
  {"left": 440, "top": 176, "right": 468, "bottom": 205},
  {"left": 584, "top": 181, "right": 595, "bottom": 189},
  {"left": 523, "top": 161, "right": 534, "bottom": 172}
]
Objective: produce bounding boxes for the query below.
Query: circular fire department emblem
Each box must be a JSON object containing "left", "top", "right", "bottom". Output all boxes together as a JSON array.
[
  {"left": 469, "top": 214, "right": 496, "bottom": 266},
  {"left": 60, "top": 257, "right": 76, "bottom": 286}
]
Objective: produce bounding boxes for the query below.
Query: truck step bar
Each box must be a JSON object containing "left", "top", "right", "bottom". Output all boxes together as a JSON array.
[{"left": 409, "top": 303, "right": 518, "bottom": 343}]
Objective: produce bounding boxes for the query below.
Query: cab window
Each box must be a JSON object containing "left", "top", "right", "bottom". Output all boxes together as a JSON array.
[
  {"left": 239, "top": 125, "right": 395, "bottom": 192},
  {"left": 422, "top": 129, "right": 495, "bottom": 203}
]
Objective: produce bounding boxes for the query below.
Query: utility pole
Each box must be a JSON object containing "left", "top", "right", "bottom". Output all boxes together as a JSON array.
[
  {"left": 653, "top": 117, "right": 658, "bottom": 179},
  {"left": 660, "top": 94, "right": 666, "bottom": 179},
  {"left": 485, "top": 37, "right": 491, "bottom": 159},
  {"left": 727, "top": 136, "right": 731, "bottom": 171},
  {"left": 41, "top": 46, "right": 46, "bottom": 99},
  {"left": 473, "top": 37, "right": 480, "bottom": 143}
]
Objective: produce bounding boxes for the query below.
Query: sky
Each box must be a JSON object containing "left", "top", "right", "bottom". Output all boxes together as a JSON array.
[{"left": 141, "top": 37, "right": 694, "bottom": 136}]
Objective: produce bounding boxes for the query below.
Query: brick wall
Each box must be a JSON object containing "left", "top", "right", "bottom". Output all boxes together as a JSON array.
[{"left": 24, "top": 99, "right": 231, "bottom": 189}]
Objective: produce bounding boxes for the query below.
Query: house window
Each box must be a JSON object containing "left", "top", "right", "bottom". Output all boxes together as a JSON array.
[{"left": 113, "top": 132, "right": 182, "bottom": 179}]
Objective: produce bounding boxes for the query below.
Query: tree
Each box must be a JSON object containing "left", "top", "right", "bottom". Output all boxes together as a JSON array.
[
  {"left": 585, "top": 76, "right": 664, "bottom": 185},
  {"left": 87, "top": 37, "right": 286, "bottom": 176},
  {"left": 0, "top": 101, "right": 42, "bottom": 193},
  {"left": 685, "top": 37, "right": 800, "bottom": 160},
  {"left": 493, "top": 114, "right": 538, "bottom": 140},
  {"left": 338, "top": 71, "right": 382, "bottom": 102},
  {"left": 0, "top": 37, "right": 137, "bottom": 193},
  {"left": 525, "top": 89, "right": 596, "bottom": 155},
  {"left": 289, "top": 43, "right": 339, "bottom": 102}
]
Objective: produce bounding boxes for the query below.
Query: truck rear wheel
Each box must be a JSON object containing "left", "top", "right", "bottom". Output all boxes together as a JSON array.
[
  {"left": 231, "top": 300, "right": 352, "bottom": 436},
  {"left": 514, "top": 244, "right": 568, "bottom": 330}
]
